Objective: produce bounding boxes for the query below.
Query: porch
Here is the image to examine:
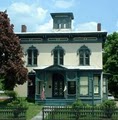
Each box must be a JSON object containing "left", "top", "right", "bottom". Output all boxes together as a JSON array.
[
  {"left": 36, "top": 99, "right": 76, "bottom": 106},
  {"left": 31, "top": 65, "right": 108, "bottom": 105}
]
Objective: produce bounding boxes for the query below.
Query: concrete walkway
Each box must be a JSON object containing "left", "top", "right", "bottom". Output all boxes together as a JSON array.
[
  {"left": 31, "top": 106, "right": 64, "bottom": 120},
  {"left": 31, "top": 111, "right": 43, "bottom": 120}
]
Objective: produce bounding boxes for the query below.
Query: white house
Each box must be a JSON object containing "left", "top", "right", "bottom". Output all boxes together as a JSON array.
[{"left": 15, "top": 12, "right": 108, "bottom": 105}]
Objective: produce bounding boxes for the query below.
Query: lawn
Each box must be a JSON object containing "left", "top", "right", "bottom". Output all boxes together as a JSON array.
[
  {"left": 0, "top": 99, "right": 43, "bottom": 120},
  {"left": 26, "top": 102, "right": 42, "bottom": 120}
]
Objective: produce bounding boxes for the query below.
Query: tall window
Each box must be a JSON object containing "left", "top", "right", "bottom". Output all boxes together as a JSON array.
[
  {"left": 94, "top": 75, "right": 100, "bottom": 95},
  {"left": 52, "top": 45, "right": 65, "bottom": 65},
  {"left": 103, "top": 77, "right": 107, "bottom": 94},
  {"left": 27, "top": 45, "right": 38, "bottom": 66},
  {"left": 80, "top": 76, "right": 88, "bottom": 96},
  {"left": 77, "top": 45, "right": 91, "bottom": 65},
  {"left": 68, "top": 81, "right": 76, "bottom": 94}
]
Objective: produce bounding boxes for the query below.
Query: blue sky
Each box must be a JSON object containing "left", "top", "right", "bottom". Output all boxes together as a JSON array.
[{"left": 0, "top": 0, "right": 118, "bottom": 34}]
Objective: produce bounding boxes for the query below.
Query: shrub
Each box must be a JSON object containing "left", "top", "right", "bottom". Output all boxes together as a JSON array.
[
  {"left": 72, "top": 100, "right": 85, "bottom": 109},
  {"left": 5, "top": 90, "right": 17, "bottom": 100},
  {"left": 101, "top": 100, "right": 116, "bottom": 118},
  {"left": 7, "top": 98, "right": 27, "bottom": 108},
  {"left": 7, "top": 99, "right": 27, "bottom": 118}
]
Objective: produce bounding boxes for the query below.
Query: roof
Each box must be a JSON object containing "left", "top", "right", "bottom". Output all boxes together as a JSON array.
[
  {"left": 16, "top": 31, "right": 107, "bottom": 44},
  {"left": 33, "top": 65, "right": 102, "bottom": 71},
  {"left": 16, "top": 31, "right": 107, "bottom": 38},
  {"left": 16, "top": 31, "right": 107, "bottom": 35},
  {"left": 50, "top": 12, "right": 74, "bottom": 19}
]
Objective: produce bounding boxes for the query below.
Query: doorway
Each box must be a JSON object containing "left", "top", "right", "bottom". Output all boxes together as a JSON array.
[{"left": 52, "top": 73, "right": 64, "bottom": 98}]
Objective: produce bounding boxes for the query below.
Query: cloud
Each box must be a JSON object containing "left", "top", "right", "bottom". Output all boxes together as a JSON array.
[
  {"left": 7, "top": 2, "right": 48, "bottom": 32},
  {"left": 9, "top": 2, "right": 31, "bottom": 14},
  {"left": 54, "top": 0, "right": 74, "bottom": 9},
  {"left": 36, "top": 19, "right": 53, "bottom": 32},
  {"left": 75, "top": 22, "right": 98, "bottom": 31}
]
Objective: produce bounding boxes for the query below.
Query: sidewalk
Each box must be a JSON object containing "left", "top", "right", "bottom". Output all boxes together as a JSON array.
[
  {"left": 31, "top": 106, "right": 53, "bottom": 120},
  {"left": 31, "top": 111, "right": 43, "bottom": 120}
]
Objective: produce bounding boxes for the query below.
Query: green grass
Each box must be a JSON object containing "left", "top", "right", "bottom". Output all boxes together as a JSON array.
[
  {"left": 26, "top": 103, "right": 42, "bottom": 120},
  {"left": 0, "top": 99, "right": 43, "bottom": 120}
]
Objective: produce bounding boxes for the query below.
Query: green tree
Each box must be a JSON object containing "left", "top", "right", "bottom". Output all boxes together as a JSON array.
[
  {"left": 0, "top": 11, "right": 28, "bottom": 90},
  {"left": 104, "top": 32, "right": 118, "bottom": 97}
]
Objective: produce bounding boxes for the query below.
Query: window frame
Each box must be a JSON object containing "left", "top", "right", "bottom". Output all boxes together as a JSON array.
[
  {"left": 52, "top": 45, "right": 65, "bottom": 65},
  {"left": 93, "top": 74, "right": 100, "bottom": 95},
  {"left": 103, "top": 77, "right": 107, "bottom": 94},
  {"left": 79, "top": 76, "right": 89, "bottom": 96},
  {"left": 27, "top": 45, "right": 38, "bottom": 66},
  {"left": 68, "top": 81, "right": 76, "bottom": 95},
  {"left": 77, "top": 45, "right": 91, "bottom": 66}
]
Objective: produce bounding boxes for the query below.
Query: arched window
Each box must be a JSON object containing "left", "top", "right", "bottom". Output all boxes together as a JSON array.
[
  {"left": 77, "top": 45, "right": 91, "bottom": 66},
  {"left": 27, "top": 45, "right": 38, "bottom": 66},
  {"left": 52, "top": 45, "right": 65, "bottom": 65}
]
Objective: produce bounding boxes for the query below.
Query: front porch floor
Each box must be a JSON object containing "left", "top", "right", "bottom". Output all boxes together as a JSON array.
[{"left": 35, "top": 99, "right": 76, "bottom": 106}]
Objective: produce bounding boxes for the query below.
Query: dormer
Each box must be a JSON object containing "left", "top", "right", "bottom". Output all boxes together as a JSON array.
[{"left": 51, "top": 12, "right": 74, "bottom": 31}]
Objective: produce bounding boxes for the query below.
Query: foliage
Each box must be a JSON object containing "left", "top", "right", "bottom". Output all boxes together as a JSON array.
[
  {"left": 101, "top": 100, "right": 117, "bottom": 118},
  {"left": 7, "top": 98, "right": 28, "bottom": 108},
  {"left": 72, "top": 99, "right": 86, "bottom": 109},
  {"left": 103, "top": 32, "right": 118, "bottom": 97},
  {"left": 5, "top": 90, "right": 17, "bottom": 100},
  {"left": 0, "top": 11, "right": 28, "bottom": 90},
  {"left": 101, "top": 100, "right": 116, "bottom": 109},
  {"left": 7, "top": 98, "right": 27, "bottom": 118},
  {"left": 0, "top": 78, "right": 4, "bottom": 90}
]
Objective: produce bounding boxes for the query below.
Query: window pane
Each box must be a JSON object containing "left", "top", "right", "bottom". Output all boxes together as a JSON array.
[
  {"left": 28, "top": 50, "right": 32, "bottom": 57},
  {"left": 94, "top": 77, "right": 99, "bottom": 85},
  {"left": 28, "top": 50, "right": 32, "bottom": 65},
  {"left": 60, "top": 57, "right": 63, "bottom": 65},
  {"left": 33, "top": 50, "right": 37, "bottom": 65},
  {"left": 80, "top": 77, "right": 88, "bottom": 85},
  {"left": 60, "top": 51, "right": 64, "bottom": 65},
  {"left": 33, "top": 50, "right": 37, "bottom": 57},
  {"left": 94, "top": 75, "right": 100, "bottom": 94},
  {"left": 80, "top": 77, "right": 88, "bottom": 95},
  {"left": 94, "top": 86, "right": 99, "bottom": 94},
  {"left": 34, "top": 58, "right": 37, "bottom": 65},
  {"left": 53, "top": 47, "right": 64, "bottom": 65},
  {"left": 103, "top": 78, "right": 107, "bottom": 93},
  {"left": 80, "top": 87, "right": 88, "bottom": 95},
  {"left": 85, "top": 53, "right": 89, "bottom": 65},
  {"left": 79, "top": 46, "right": 91, "bottom": 66},
  {"left": 80, "top": 53, "right": 84, "bottom": 65},
  {"left": 68, "top": 81, "right": 76, "bottom": 94},
  {"left": 54, "top": 51, "right": 58, "bottom": 64},
  {"left": 103, "top": 86, "right": 106, "bottom": 93},
  {"left": 28, "top": 58, "right": 32, "bottom": 65}
]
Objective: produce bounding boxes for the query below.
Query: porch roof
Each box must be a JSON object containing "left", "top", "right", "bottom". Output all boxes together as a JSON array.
[{"left": 33, "top": 65, "right": 102, "bottom": 71}]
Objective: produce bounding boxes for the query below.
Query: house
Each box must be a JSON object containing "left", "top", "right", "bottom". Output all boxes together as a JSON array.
[{"left": 15, "top": 12, "right": 108, "bottom": 105}]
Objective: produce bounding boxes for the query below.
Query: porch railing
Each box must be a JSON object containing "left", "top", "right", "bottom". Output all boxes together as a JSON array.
[{"left": 42, "top": 106, "right": 118, "bottom": 120}]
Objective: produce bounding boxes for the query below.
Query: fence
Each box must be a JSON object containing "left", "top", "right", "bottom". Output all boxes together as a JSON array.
[
  {"left": 42, "top": 106, "right": 118, "bottom": 120},
  {"left": 0, "top": 107, "right": 27, "bottom": 120}
]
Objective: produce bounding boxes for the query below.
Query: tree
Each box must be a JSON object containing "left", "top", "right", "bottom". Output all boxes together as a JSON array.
[
  {"left": 0, "top": 11, "right": 28, "bottom": 90},
  {"left": 103, "top": 32, "right": 118, "bottom": 97}
]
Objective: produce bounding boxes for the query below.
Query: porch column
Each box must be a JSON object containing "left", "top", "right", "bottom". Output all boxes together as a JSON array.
[
  {"left": 64, "top": 72, "right": 68, "bottom": 99},
  {"left": 43, "top": 71, "right": 47, "bottom": 99},
  {"left": 76, "top": 75, "right": 80, "bottom": 100}
]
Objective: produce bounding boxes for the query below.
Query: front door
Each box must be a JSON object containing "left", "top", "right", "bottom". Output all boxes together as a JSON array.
[{"left": 52, "top": 73, "right": 64, "bottom": 98}]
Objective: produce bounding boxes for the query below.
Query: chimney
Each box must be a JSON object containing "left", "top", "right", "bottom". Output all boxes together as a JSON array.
[
  {"left": 97, "top": 23, "right": 101, "bottom": 31},
  {"left": 21, "top": 25, "right": 27, "bottom": 32}
]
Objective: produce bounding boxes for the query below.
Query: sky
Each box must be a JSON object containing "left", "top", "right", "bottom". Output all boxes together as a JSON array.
[{"left": 0, "top": 0, "right": 118, "bottom": 34}]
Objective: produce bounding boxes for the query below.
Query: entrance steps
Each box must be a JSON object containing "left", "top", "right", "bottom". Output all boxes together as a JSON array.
[{"left": 37, "top": 99, "right": 76, "bottom": 106}]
